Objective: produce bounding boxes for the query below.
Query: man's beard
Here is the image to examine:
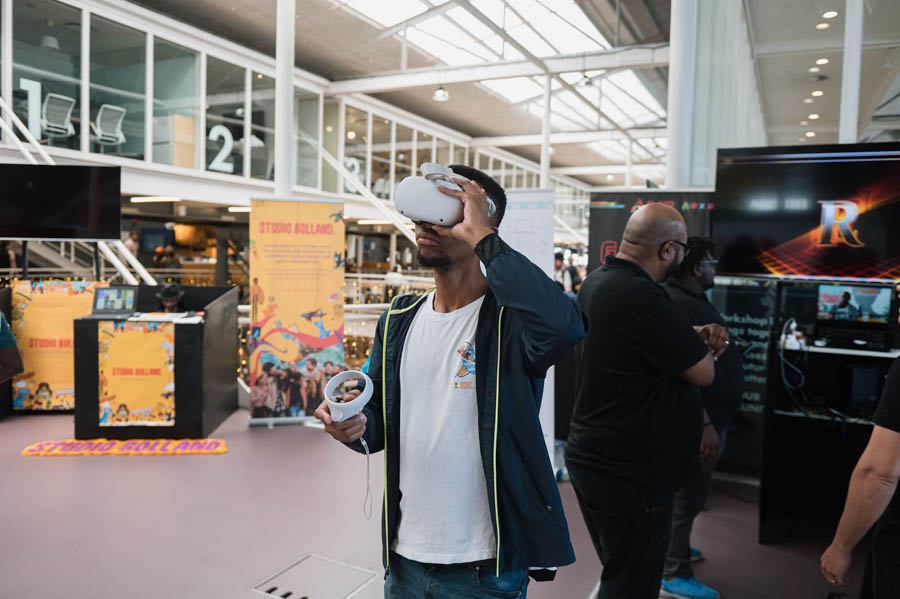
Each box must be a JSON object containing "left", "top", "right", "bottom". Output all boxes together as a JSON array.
[
  {"left": 663, "top": 258, "right": 682, "bottom": 282},
  {"left": 417, "top": 250, "right": 452, "bottom": 269}
]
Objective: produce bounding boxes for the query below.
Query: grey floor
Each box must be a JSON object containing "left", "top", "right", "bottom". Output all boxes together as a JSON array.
[{"left": 0, "top": 410, "right": 865, "bottom": 599}]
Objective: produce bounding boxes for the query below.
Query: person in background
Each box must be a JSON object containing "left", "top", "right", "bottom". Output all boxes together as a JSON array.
[
  {"left": 0, "top": 241, "right": 18, "bottom": 275},
  {"left": 660, "top": 237, "right": 744, "bottom": 599},
  {"left": 156, "top": 282, "right": 185, "bottom": 313},
  {"left": 820, "top": 283, "right": 900, "bottom": 598},
  {"left": 316, "top": 165, "right": 587, "bottom": 597},
  {"left": 124, "top": 231, "right": 139, "bottom": 257},
  {"left": 164, "top": 245, "right": 180, "bottom": 269},
  {"left": 152, "top": 246, "right": 166, "bottom": 268},
  {"left": 554, "top": 252, "right": 581, "bottom": 298},
  {"left": 569, "top": 204, "right": 727, "bottom": 599},
  {"left": 0, "top": 311, "right": 24, "bottom": 383},
  {"left": 250, "top": 373, "right": 270, "bottom": 418}
]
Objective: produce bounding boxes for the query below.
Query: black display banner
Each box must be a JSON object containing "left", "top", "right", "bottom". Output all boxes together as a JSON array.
[{"left": 588, "top": 191, "right": 712, "bottom": 273}]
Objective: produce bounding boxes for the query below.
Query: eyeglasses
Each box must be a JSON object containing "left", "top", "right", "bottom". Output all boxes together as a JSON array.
[
  {"left": 699, "top": 259, "right": 719, "bottom": 266},
  {"left": 664, "top": 239, "right": 692, "bottom": 258}
]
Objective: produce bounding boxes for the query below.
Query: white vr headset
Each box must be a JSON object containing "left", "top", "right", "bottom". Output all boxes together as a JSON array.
[{"left": 395, "top": 163, "right": 496, "bottom": 226}]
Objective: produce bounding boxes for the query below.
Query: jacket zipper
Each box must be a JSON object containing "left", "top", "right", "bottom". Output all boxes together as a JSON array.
[{"left": 494, "top": 306, "right": 505, "bottom": 577}]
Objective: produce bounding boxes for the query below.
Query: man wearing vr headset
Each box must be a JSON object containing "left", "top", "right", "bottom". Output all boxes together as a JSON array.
[{"left": 316, "top": 165, "right": 588, "bottom": 598}]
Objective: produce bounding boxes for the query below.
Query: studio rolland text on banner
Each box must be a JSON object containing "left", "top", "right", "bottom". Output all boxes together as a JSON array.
[
  {"left": 248, "top": 198, "right": 347, "bottom": 420},
  {"left": 11, "top": 280, "right": 106, "bottom": 411}
]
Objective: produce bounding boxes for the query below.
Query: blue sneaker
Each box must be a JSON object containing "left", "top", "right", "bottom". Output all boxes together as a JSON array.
[
  {"left": 690, "top": 546, "right": 704, "bottom": 563},
  {"left": 660, "top": 576, "right": 720, "bottom": 599}
]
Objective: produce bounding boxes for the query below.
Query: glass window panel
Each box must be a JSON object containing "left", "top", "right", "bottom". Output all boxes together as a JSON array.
[
  {"left": 12, "top": 0, "right": 82, "bottom": 150},
  {"left": 515, "top": 167, "right": 525, "bottom": 189},
  {"left": 394, "top": 124, "right": 413, "bottom": 199},
  {"left": 478, "top": 152, "right": 490, "bottom": 172},
  {"left": 153, "top": 38, "right": 198, "bottom": 168},
  {"left": 294, "top": 88, "right": 319, "bottom": 189},
  {"left": 90, "top": 15, "right": 145, "bottom": 159},
  {"left": 344, "top": 105, "right": 367, "bottom": 194},
  {"left": 453, "top": 145, "right": 467, "bottom": 166},
  {"left": 371, "top": 116, "right": 392, "bottom": 199},
  {"left": 435, "top": 138, "right": 450, "bottom": 165},
  {"left": 205, "top": 57, "right": 245, "bottom": 175},
  {"left": 249, "top": 72, "right": 275, "bottom": 180},
  {"left": 415, "top": 130, "right": 432, "bottom": 171},
  {"left": 321, "top": 99, "right": 339, "bottom": 192}
]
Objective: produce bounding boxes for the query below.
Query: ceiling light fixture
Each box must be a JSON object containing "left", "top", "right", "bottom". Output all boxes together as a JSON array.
[
  {"left": 346, "top": 130, "right": 356, "bottom": 140},
  {"left": 432, "top": 86, "right": 449, "bottom": 102},
  {"left": 816, "top": 22, "right": 830, "bottom": 30},
  {"left": 816, "top": 58, "right": 829, "bottom": 65},
  {"left": 801, "top": 120, "right": 809, "bottom": 125},
  {"left": 256, "top": 73, "right": 263, "bottom": 79},
  {"left": 131, "top": 196, "right": 182, "bottom": 203},
  {"left": 606, "top": 174, "right": 614, "bottom": 181},
  {"left": 809, "top": 66, "right": 821, "bottom": 73},
  {"left": 812, "top": 90, "right": 824, "bottom": 97},
  {"left": 806, "top": 131, "right": 816, "bottom": 137},
  {"left": 823, "top": 10, "right": 838, "bottom": 19},
  {"left": 227, "top": 206, "right": 251, "bottom": 213},
  {"left": 809, "top": 113, "right": 820, "bottom": 120},
  {"left": 357, "top": 219, "right": 393, "bottom": 225},
  {"left": 325, "top": 125, "right": 333, "bottom": 133},
  {"left": 804, "top": 98, "right": 814, "bottom": 104}
]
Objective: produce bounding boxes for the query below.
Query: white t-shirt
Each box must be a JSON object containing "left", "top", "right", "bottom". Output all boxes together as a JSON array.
[{"left": 393, "top": 292, "right": 496, "bottom": 564}]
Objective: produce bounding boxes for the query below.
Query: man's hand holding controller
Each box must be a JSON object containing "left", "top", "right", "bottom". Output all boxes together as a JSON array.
[{"left": 315, "top": 390, "right": 366, "bottom": 442}]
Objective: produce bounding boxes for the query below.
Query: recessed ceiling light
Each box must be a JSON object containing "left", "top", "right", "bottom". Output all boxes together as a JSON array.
[
  {"left": 809, "top": 66, "right": 821, "bottom": 73},
  {"left": 432, "top": 87, "right": 449, "bottom": 102},
  {"left": 811, "top": 90, "right": 824, "bottom": 97},
  {"left": 816, "top": 22, "right": 830, "bottom": 30},
  {"left": 801, "top": 120, "right": 809, "bottom": 125},
  {"left": 823, "top": 11, "right": 838, "bottom": 19},
  {"left": 227, "top": 206, "right": 251, "bottom": 213},
  {"left": 256, "top": 73, "right": 263, "bottom": 79},
  {"left": 803, "top": 98, "right": 814, "bottom": 104},
  {"left": 806, "top": 131, "right": 816, "bottom": 137},
  {"left": 606, "top": 174, "right": 614, "bottom": 181},
  {"left": 809, "top": 113, "right": 820, "bottom": 120},
  {"left": 346, "top": 130, "right": 356, "bottom": 140},
  {"left": 325, "top": 125, "right": 333, "bottom": 133},
  {"left": 816, "top": 58, "right": 829, "bottom": 65},
  {"left": 131, "top": 196, "right": 181, "bottom": 203}
]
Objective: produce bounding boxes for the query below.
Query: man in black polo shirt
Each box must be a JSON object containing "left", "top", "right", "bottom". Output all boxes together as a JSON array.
[
  {"left": 821, "top": 284, "right": 900, "bottom": 598},
  {"left": 661, "top": 237, "right": 744, "bottom": 599},
  {"left": 568, "top": 204, "right": 727, "bottom": 599}
]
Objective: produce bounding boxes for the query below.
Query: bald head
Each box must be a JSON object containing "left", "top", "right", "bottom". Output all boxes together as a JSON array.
[
  {"left": 623, "top": 203, "right": 687, "bottom": 249},
  {"left": 617, "top": 204, "right": 689, "bottom": 282}
]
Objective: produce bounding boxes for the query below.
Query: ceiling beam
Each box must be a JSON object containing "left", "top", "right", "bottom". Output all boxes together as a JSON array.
[
  {"left": 755, "top": 38, "right": 900, "bottom": 58},
  {"left": 375, "top": 2, "right": 457, "bottom": 41},
  {"left": 470, "top": 127, "right": 665, "bottom": 146},
  {"left": 326, "top": 44, "right": 668, "bottom": 94},
  {"left": 551, "top": 163, "right": 660, "bottom": 176}
]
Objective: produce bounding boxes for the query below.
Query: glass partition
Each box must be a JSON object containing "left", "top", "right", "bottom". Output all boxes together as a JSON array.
[
  {"left": 12, "top": 0, "right": 82, "bottom": 150},
  {"left": 249, "top": 72, "right": 276, "bottom": 180},
  {"left": 394, "top": 124, "right": 413, "bottom": 198},
  {"left": 453, "top": 145, "right": 467, "bottom": 167},
  {"left": 321, "top": 98, "right": 339, "bottom": 192},
  {"left": 205, "top": 56, "right": 245, "bottom": 174},
  {"left": 344, "top": 105, "right": 368, "bottom": 194},
  {"left": 435, "top": 137, "right": 450, "bottom": 165},
  {"left": 294, "top": 88, "right": 319, "bottom": 188},
  {"left": 371, "top": 116, "right": 391, "bottom": 199},
  {"left": 416, "top": 130, "right": 432, "bottom": 171},
  {"left": 153, "top": 38, "right": 198, "bottom": 168},
  {"left": 90, "top": 15, "right": 145, "bottom": 159}
]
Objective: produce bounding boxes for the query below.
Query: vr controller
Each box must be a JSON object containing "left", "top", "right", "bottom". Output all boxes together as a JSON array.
[
  {"left": 324, "top": 370, "right": 373, "bottom": 422},
  {"left": 395, "top": 163, "right": 496, "bottom": 226}
]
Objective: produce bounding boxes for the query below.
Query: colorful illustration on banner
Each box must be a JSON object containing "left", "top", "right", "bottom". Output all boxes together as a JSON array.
[
  {"left": 98, "top": 320, "right": 175, "bottom": 427},
  {"left": 11, "top": 280, "right": 107, "bottom": 410},
  {"left": 249, "top": 198, "right": 346, "bottom": 420}
]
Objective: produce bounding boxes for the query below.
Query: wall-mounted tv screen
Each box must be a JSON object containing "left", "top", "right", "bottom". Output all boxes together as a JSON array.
[
  {"left": 712, "top": 143, "right": 900, "bottom": 281},
  {"left": 0, "top": 165, "right": 121, "bottom": 240}
]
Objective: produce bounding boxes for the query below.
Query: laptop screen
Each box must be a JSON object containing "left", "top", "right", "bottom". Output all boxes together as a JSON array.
[{"left": 93, "top": 286, "right": 137, "bottom": 313}]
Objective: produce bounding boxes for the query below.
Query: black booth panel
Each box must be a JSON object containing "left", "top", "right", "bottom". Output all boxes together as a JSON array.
[
  {"left": 0, "top": 287, "right": 12, "bottom": 420},
  {"left": 135, "top": 285, "right": 234, "bottom": 313},
  {"left": 201, "top": 287, "right": 239, "bottom": 436},
  {"left": 73, "top": 319, "right": 101, "bottom": 439}
]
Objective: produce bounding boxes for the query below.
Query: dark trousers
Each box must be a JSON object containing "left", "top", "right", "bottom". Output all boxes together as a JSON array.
[
  {"left": 567, "top": 463, "right": 674, "bottom": 599},
  {"left": 664, "top": 429, "right": 727, "bottom": 579},
  {"left": 860, "top": 518, "right": 900, "bottom": 599}
]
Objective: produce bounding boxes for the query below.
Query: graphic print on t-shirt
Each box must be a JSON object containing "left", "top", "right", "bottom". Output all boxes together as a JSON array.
[{"left": 452, "top": 342, "right": 476, "bottom": 391}]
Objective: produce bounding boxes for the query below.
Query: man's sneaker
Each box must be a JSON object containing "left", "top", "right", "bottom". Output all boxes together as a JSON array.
[
  {"left": 690, "top": 546, "right": 704, "bottom": 563},
  {"left": 660, "top": 576, "right": 720, "bottom": 599}
]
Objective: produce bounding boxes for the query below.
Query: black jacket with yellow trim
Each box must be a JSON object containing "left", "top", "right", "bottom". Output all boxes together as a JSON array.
[{"left": 345, "top": 233, "right": 588, "bottom": 580}]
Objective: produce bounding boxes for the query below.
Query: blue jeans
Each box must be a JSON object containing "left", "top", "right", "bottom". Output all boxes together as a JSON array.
[{"left": 384, "top": 552, "right": 528, "bottom": 598}]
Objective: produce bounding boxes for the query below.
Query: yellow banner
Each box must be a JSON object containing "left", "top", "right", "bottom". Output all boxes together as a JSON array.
[
  {"left": 11, "top": 280, "right": 106, "bottom": 411},
  {"left": 22, "top": 438, "right": 227, "bottom": 456},
  {"left": 249, "top": 198, "right": 346, "bottom": 419},
  {"left": 98, "top": 321, "right": 175, "bottom": 427}
]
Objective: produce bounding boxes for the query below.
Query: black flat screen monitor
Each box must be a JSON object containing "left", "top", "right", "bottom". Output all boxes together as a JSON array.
[
  {"left": 93, "top": 286, "right": 137, "bottom": 313},
  {"left": 816, "top": 284, "right": 893, "bottom": 324},
  {"left": 713, "top": 143, "right": 900, "bottom": 282},
  {"left": 0, "top": 165, "right": 121, "bottom": 240}
]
